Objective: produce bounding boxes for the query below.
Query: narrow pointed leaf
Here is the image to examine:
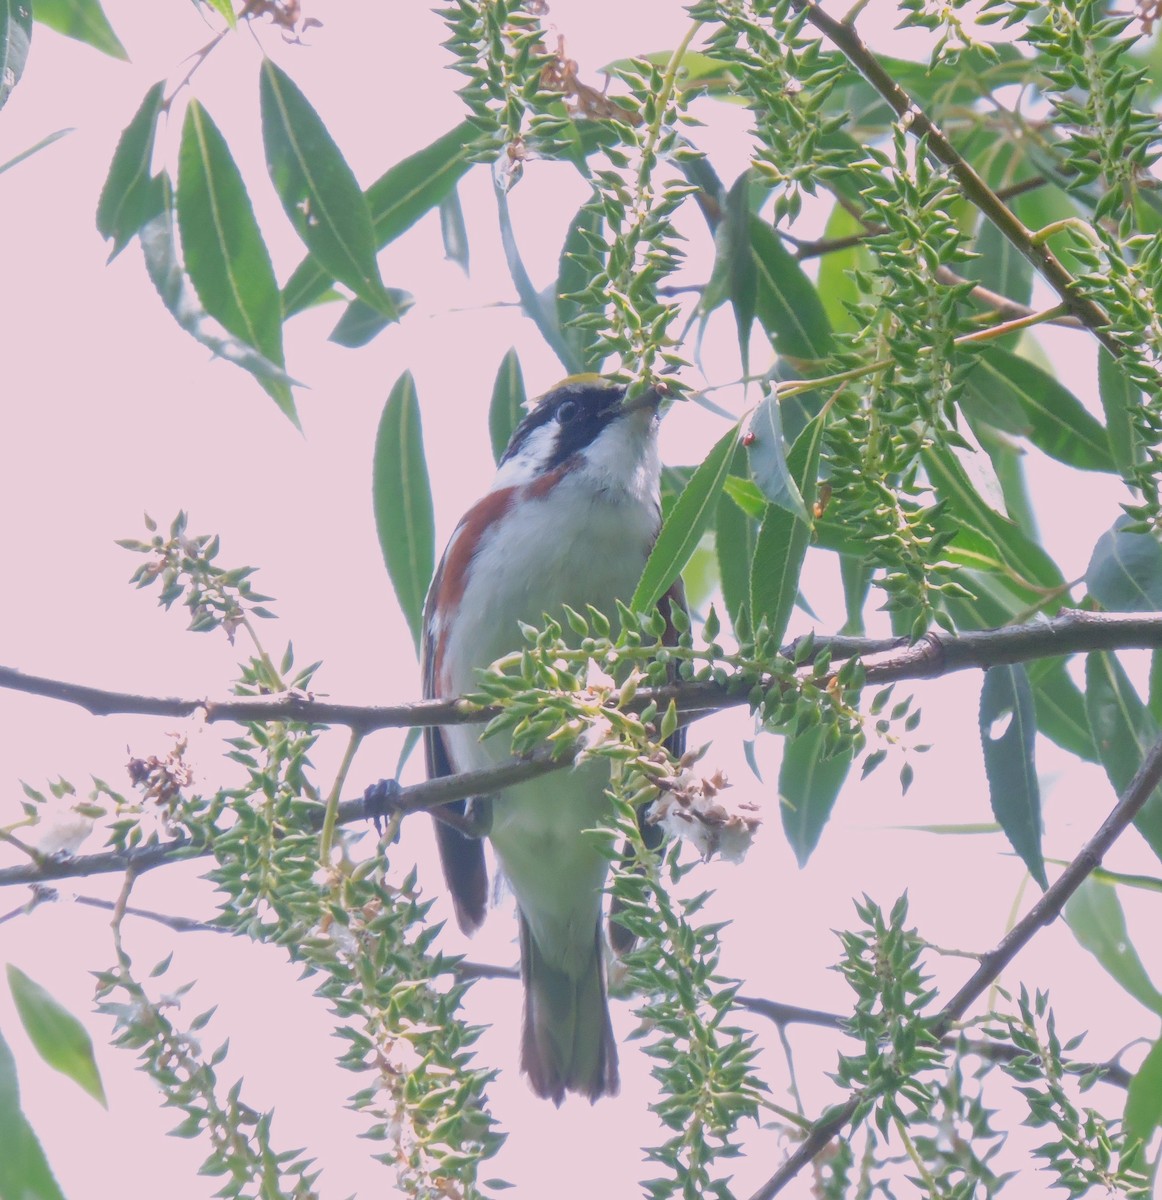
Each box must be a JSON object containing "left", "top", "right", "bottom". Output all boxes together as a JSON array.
[
  {"left": 1028, "top": 658, "right": 1099, "bottom": 763},
  {"left": 7, "top": 966, "right": 106, "bottom": 1105},
  {"left": 1098, "top": 347, "right": 1138, "bottom": 478},
  {"left": 746, "top": 394, "right": 806, "bottom": 519},
  {"left": 0, "top": 0, "right": 32, "bottom": 111},
  {"left": 709, "top": 172, "right": 756, "bottom": 372},
  {"left": 1085, "top": 652, "right": 1162, "bottom": 863},
  {"left": 178, "top": 101, "right": 284, "bottom": 370},
  {"left": 979, "top": 663, "right": 1046, "bottom": 888},
  {"left": 964, "top": 346, "right": 1114, "bottom": 472},
  {"left": 496, "top": 187, "right": 579, "bottom": 374},
  {"left": 260, "top": 60, "right": 397, "bottom": 317},
  {"left": 556, "top": 202, "right": 604, "bottom": 374},
  {"left": 0, "top": 127, "right": 71, "bottom": 176},
  {"left": 32, "top": 0, "right": 126, "bottom": 58},
  {"left": 751, "top": 413, "right": 824, "bottom": 647},
  {"left": 489, "top": 349, "right": 525, "bottom": 465},
  {"left": 815, "top": 203, "right": 869, "bottom": 335},
  {"left": 328, "top": 290, "right": 413, "bottom": 347},
  {"left": 750, "top": 215, "right": 833, "bottom": 362},
  {"left": 1086, "top": 517, "right": 1162, "bottom": 612},
  {"left": 715, "top": 476, "right": 756, "bottom": 633},
  {"left": 0, "top": 1028, "right": 65, "bottom": 1200},
  {"left": 1063, "top": 878, "right": 1162, "bottom": 1014},
  {"left": 96, "top": 80, "right": 166, "bottom": 257},
  {"left": 779, "top": 725, "right": 852, "bottom": 866},
  {"left": 373, "top": 372, "right": 435, "bottom": 652},
  {"left": 283, "top": 122, "right": 474, "bottom": 316},
  {"left": 1126, "top": 1037, "right": 1162, "bottom": 1147},
  {"left": 439, "top": 185, "right": 469, "bottom": 273},
  {"left": 143, "top": 184, "right": 297, "bottom": 423},
  {"left": 631, "top": 422, "right": 741, "bottom": 613}
]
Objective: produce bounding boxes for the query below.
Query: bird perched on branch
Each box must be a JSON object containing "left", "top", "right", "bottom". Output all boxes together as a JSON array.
[{"left": 421, "top": 376, "right": 683, "bottom": 1104}]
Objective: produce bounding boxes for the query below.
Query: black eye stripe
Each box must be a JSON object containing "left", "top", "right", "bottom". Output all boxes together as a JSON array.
[
  {"left": 557, "top": 400, "right": 578, "bottom": 423},
  {"left": 500, "top": 382, "right": 628, "bottom": 467}
]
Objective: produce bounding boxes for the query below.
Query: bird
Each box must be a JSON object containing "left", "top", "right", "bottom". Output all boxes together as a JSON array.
[{"left": 420, "top": 376, "right": 684, "bottom": 1105}]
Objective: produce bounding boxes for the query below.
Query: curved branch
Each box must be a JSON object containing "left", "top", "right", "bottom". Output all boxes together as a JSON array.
[
  {"left": 4, "top": 611, "right": 1162, "bottom": 729},
  {"left": 787, "top": 0, "right": 1123, "bottom": 360},
  {"left": 0, "top": 749, "right": 567, "bottom": 888},
  {"left": 749, "top": 731, "right": 1162, "bottom": 1199}
]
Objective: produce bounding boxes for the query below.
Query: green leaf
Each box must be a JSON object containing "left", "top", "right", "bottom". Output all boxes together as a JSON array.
[
  {"left": 177, "top": 101, "right": 285, "bottom": 373},
  {"left": 979, "top": 664, "right": 1046, "bottom": 888},
  {"left": 962, "top": 347, "right": 1115, "bottom": 473},
  {"left": 1063, "top": 878, "right": 1162, "bottom": 1015},
  {"left": 555, "top": 202, "right": 604, "bottom": 374},
  {"left": 746, "top": 394, "right": 806, "bottom": 520},
  {"left": 923, "top": 446, "right": 1064, "bottom": 592},
  {"left": 0, "top": 1027, "right": 65, "bottom": 1200},
  {"left": 283, "top": 122, "right": 474, "bottom": 317},
  {"left": 96, "top": 81, "right": 166, "bottom": 258},
  {"left": 1086, "top": 517, "right": 1162, "bottom": 612},
  {"left": 260, "top": 60, "right": 397, "bottom": 318},
  {"left": 201, "top": 0, "right": 236, "bottom": 27},
  {"left": 779, "top": 725, "right": 852, "bottom": 866},
  {"left": 631, "top": 422, "right": 741, "bottom": 614},
  {"left": 1028, "top": 658, "right": 1099, "bottom": 763},
  {"left": 715, "top": 475, "right": 756, "bottom": 635},
  {"left": 839, "top": 553, "right": 870, "bottom": 636},
  {"left": 438, "top": 185, "right": 469, "bottom": 273},
  {"left": 1125, "top": 1036, "right": 1162, "bottom": 1147},
  {"left": 489, "top": 349, "right": 525, "bottom": 465},
  {"left": 0, "top": 127, "right": 71, "bottom": 176},
  {"left": 750, "top": 215, "right": 833, "bottom": 362},
  {"left": 6, "top": 966, "right": 106, "bottom": 1105},
  {"left": 705, "top": 173, "right": 756, "bottom": 373},
  {"left": 373, "top": 372, "right": 435, "bottom": 653},
  {"left": 32, "top": 0, "right": 126, "bottom": 58},
  {"left": 327, "top": 290, "right": 414, "bottom": 348},
  {"left": 1085, "top": 652, "right": 1162, "bottom": 863},
  {"left": 1098, "top": 348, "right": 1138, "bottom": 479},
  {"left": 815, "top": 203, "right": 869, "bottom": 335},
  {"left": 967, "top": 142, "right": 1033, "bottom": 307},
  {"left": 496, "top": 186, "right": 579, "bottom": 374},
  {"left": 141, "top": 183, "right": 298, "bottom": 423},
  {"left": 751, "top": 413, "right": 824, "bottom": 647},
  {"left": 0, "top": 0, "right": 32, "bottom": 112}
]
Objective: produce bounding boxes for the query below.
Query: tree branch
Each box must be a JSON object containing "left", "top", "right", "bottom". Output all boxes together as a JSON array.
[
  {"left": 0, "top": 750, "right": 568, "bottom": 888},
  {"left": 4, "top": 612, "right": 1162, "bottom": 730},
  {"left": 786, "top": 0, "right": 1123, "bottom": 361},
  {"left": 748, "top": 730, "right": 1162, "bottom": 1199}
]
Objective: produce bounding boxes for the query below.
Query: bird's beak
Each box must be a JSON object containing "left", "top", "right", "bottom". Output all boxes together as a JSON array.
[{"left": 619, "top": 386, "right": 664, "bottom": 416}]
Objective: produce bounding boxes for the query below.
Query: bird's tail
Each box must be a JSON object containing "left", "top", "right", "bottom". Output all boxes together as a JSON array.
[{"left": 518, "top": 912, "right": 618, "bottom": 1105}]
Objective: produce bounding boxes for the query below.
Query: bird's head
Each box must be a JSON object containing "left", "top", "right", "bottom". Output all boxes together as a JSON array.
[{"left": 493, "top": 376, "right": 663, "bottom": 504}]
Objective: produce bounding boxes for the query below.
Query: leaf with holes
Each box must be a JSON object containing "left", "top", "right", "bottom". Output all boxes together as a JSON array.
[
  {"left": 373, "top": 373, "right": 435, "bottom": 654},
  {"left": 283, "top": 122, "right": 474, "bottom": 316},
  {"left": 260, "top": 60, "right": 398, "bottom": 318},
  {"left": 979, "top": 663, "right": 1045, "bottom": 888},
  {"left": 0, "top": 0, "right": 32, "bottom": 111}
]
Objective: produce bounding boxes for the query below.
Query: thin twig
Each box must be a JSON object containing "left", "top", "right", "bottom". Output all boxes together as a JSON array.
[
  {"left": 786, "top": 0, "right": 1123, "bottom": 361},
  {"left": 748, "top": 731, "right": 1162, "bottom": 1198}
]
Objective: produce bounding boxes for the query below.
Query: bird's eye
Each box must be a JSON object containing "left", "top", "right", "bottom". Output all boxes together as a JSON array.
[{"left": 557, "top": 399, "right": 578, "bottom": 424}]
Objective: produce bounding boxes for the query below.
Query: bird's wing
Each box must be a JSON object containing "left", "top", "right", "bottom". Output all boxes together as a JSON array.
[{"left": 422, "top": 550, "right": 489, "bottom": 935}]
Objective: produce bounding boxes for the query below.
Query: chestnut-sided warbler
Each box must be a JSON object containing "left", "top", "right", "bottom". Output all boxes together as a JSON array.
[{"left": 421, "top": 376, "right": 683, "bottom": 1104}]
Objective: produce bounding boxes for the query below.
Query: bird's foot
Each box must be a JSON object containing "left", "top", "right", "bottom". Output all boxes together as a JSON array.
[{"left": 363, "top": 778, "right": 403, "bottom": 840}]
